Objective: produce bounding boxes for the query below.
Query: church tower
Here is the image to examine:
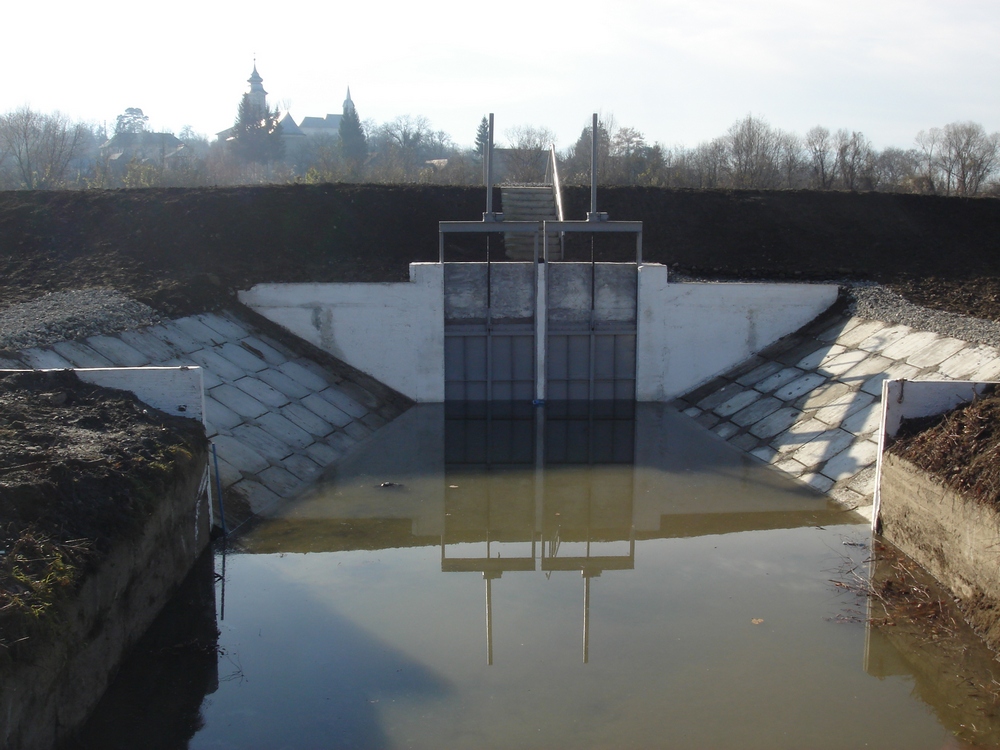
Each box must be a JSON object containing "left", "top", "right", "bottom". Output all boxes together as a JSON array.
[
  {"left": 247, "top": 63, "right": 268, "bottom": 114},
  {"left": 343, "top": 87, "right": 355, "bottom": 116}
]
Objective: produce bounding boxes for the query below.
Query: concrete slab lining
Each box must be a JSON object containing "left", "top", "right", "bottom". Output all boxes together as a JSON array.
[
  {"left": 12, "top": 306, "right": 410, "bottom": 531},
  {"left": 671, "top": 295, "right": 1000, "bottom": 520}
]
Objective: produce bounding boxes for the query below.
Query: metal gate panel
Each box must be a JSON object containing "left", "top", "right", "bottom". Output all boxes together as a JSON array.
[
  {"left": 446, "top": 332, "right": 535, "bottom": 403},
  {"left": 445, "top": 335, "right": 488, "bottom": 402}
]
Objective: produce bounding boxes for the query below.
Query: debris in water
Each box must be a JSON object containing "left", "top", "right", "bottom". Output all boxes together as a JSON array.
[
  {"left": 377, "top": 482, "right": 402, "bottom": 489},
  {"left": 751, "top": 619, "right": 764, "bottom": 625}
]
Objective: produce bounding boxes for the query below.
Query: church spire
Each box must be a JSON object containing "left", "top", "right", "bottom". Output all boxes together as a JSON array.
[
  {"left": 247, "top": 62, "right": 268, "bottom": 113},
  {"left": 343, "top": 86, "right": 354, "bottom": 115}
]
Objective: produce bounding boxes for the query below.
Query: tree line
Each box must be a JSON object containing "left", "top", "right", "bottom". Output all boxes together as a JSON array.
[{"left": 1, "top": 104, "right": 998, "bottom": 197}]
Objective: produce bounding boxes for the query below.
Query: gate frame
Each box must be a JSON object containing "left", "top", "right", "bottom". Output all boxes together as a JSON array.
[{"left": 439, "top": 220, "right": 643, "bottom": 403}]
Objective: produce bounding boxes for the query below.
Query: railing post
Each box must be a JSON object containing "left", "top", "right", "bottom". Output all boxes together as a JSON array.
[
  {"left": 483, "top": 114, "right": 501, "bottom": 222},
  {"left": 587, "top": 113, "right": 608, "bottom": 223}
]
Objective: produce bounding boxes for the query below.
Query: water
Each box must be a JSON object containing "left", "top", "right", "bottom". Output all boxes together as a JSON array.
[{"left": 73, "top": 404, "right": 1000, "bottom": 749}]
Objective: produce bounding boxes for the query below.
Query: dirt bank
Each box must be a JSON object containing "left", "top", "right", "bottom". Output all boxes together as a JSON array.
[
  {"left": 0, "top": 185, "right": 999, "bottom": 320},
  {"left": 0, "top": 370, "right": 208, "bottom": 665}
]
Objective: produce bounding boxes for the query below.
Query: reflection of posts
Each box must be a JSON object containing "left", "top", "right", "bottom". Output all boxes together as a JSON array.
[
  {"left": 442, "top": 406, "right": 637, "bottom": 664},
  {"left": 485, "top": 573, "right": 500, "bottom": 666}
]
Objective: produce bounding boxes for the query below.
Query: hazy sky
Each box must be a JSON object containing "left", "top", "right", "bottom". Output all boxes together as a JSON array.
[{"left": 4, "top": 0, "right": 999, "bottom": 151}]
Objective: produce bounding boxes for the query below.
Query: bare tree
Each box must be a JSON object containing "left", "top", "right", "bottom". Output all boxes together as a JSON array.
[
  {"left": 939, "top": 121, "right": 999, "bottom": 196},
  {"left": 776, "top": 132, "right": 804, "bottom": 188},
  {"left": 914, "top": 128, "right": 943, "bottom": 193},
  {"left": 805, "top": 126, "right": 837, "bottom": 189},
  {"left": 725, "top": 114, "right": 781, "bottom": 188},
  {"left": 503, "top": 124, "right": 556, "bottom": 183},
  {"left": 686, "top": 139, "right": 728, "bottom": 188},
  {"left": 835, "top": 129, "right": 873, "bottom": 190},
  {"left": 870, "top": 147, "right": 919, "bottom": 192},
  {"left": 0, "top": 107, "right": 86, "bottom": 189},
  {"left": 366, "top": 115, "right": 455, "bottom": 182}
]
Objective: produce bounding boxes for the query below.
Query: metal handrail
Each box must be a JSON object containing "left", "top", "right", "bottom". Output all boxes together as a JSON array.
[{"left": 549, "top": 145, "right": 565, "bottom": 222}]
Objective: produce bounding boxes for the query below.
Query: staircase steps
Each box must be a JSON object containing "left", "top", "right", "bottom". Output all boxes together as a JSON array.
[{"left": 500, "top": 186, "right": 562, "bottom": 260}]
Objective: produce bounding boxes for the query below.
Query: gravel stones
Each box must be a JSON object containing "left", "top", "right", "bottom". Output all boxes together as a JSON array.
[
  {"left": 848, "top": 284, "right": 1000, "bottom": 350},
  {"left": 0, "top": 289, "right": 161, "bottom": 353}
]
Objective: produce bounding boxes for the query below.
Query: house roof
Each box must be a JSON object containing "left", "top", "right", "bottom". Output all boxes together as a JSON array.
[
  {"left": 299, "top": 114, "right": 338, "bottom": 129},
  {"left": 101, "top": 132, "right": 184, "bottom": 152},
  {"left": 279, "top": 112, "right": 305, "bottom": 137}
]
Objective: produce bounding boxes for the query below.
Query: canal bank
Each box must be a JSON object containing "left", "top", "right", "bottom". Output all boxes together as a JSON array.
[{"left": 0, "top": 370, "right": 210, "bottom": 750}]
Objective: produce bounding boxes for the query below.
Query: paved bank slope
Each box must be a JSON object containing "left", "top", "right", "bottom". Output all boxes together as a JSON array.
[
  {"left": 673, "top": 304, "right": 1000, "bottom": 518},
  {"left": 0, "top": 310, "right": 410, "bottom": 527}
]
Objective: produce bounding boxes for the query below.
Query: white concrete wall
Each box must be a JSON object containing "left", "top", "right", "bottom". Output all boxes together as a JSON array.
[
  {"left": 636, "top": 264, "right": 839, "bottom": 401},
  {"left": 239, "top": 262, "right": 444, "bottom": 402}
]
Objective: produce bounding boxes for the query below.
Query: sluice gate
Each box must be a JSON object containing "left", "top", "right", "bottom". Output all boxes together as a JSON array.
[
  {"left": 442, "top": 259, "right": 640, "bottom": 407},
  {"left": 441, "top": 111, "right": 643, "bottom": 408}
]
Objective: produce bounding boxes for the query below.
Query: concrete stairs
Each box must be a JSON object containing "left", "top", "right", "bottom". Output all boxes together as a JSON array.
[
  {"left": 4, "top": 310, "right": 409, "bottom": 528},
  {"left": 501, "top": 186, "right": 562, "bottom": 261}
]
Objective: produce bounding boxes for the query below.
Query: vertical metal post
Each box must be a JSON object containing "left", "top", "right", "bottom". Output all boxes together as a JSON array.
[
  {"left": 590, "top": 245, "right": 596, "bottom": 402},
  {"left": 536, "top": 259, "right": 547, "bottom": 403},
  {"left": 590, "top": 113, "right": 598, "bottom": 218},
  {"left": 583, "top": 574, "right": 591, "bottom": 664},
  {"left": 485, "top": 113, "right": 495, "bottom": 217}
]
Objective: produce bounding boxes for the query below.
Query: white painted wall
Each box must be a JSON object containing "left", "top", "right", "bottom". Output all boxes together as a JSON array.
[
  {"left": 873, "top": 378, "right": 997, "bottom": 530},
  {"left": 239, "top": 263, "right": 445, "bottom": 402},
  {"left": 636, "top": 264, "right": 839, "bottom": 401}
]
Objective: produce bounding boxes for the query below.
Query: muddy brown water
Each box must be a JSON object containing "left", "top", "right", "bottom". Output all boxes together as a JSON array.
[{"left": 70, "top": 404, "right": 1000, "bottom": 749}]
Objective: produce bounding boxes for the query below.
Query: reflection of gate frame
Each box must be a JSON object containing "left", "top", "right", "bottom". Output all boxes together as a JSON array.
[
  {"left": 439, "top": 221, "right": 643, "bottom": 405},
  {"left": 440, "top": 409, "right": 637, "bottom": 664}
]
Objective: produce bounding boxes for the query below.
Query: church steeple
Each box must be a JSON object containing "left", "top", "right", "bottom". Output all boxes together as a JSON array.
[
  {"left": 343, "top": 86, "right": 354, "bottom": 115},
  {"left": 247, "top": 62, "right": 268, "bottom": 113}
]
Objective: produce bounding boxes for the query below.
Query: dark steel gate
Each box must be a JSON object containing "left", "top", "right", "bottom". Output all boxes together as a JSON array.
[
  {"left": 545, "top": 262, "right": 637, "bottom": 410},
  {"left": 444, "top": 262, "right": 537, "bottom": 410}
]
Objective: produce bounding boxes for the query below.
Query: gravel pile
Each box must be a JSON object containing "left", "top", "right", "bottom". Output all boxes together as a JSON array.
[
  {"left": 0, "top": 289, "right": 161, "bottom": 352},
  {"left": 845, "top": 284, "right": 1000, "bottom": 350}
]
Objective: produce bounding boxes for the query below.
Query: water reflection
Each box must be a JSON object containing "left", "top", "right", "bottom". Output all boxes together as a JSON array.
[
  {"left": 864, "top": 541, "right": 1000, "bottom": 747},
  {"left": 62, "top": 551, "right": 219, "bottom": 750},
  {"left": 69, "top": 402, "right": 1000, "bottom": 749}
]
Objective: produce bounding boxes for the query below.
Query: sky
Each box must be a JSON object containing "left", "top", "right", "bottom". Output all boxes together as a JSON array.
[{"left": 4, "top": 0, "right": 1000, "bottom": 152}]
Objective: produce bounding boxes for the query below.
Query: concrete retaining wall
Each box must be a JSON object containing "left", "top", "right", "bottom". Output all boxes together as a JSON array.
[
  {"left": 239, "top": 263, "right": 444, "bottom": 402},
  {"left": 878, "top": 454, "right": 1000, "bottom": 651},
  {"left": 636, "top": 266, "right": 839, "bottom": 400},
  {"left": 874, "top": 378, "right": 1000, "bottom": 652},
  {"left": 242, "top": 262, "right": 836, "bottom": 405},
  {"left": 0, "top": 442, "right": 210, "bottom": 750},
  {"left": 873, "top": 379, "right": 994, "bottom": 529}
]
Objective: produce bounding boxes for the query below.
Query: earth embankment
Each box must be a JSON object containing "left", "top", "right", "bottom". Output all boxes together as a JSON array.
[{"left": 0, "top": 185, "right": 999, "bottom": 319}]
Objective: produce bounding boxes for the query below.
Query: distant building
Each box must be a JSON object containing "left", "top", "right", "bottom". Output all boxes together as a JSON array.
[
  {"left": 100, "top": 131, "right": 189, "bottom": 166},
  {"left": 216, "top": 64, "right": 354, "bottom": 149}
]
